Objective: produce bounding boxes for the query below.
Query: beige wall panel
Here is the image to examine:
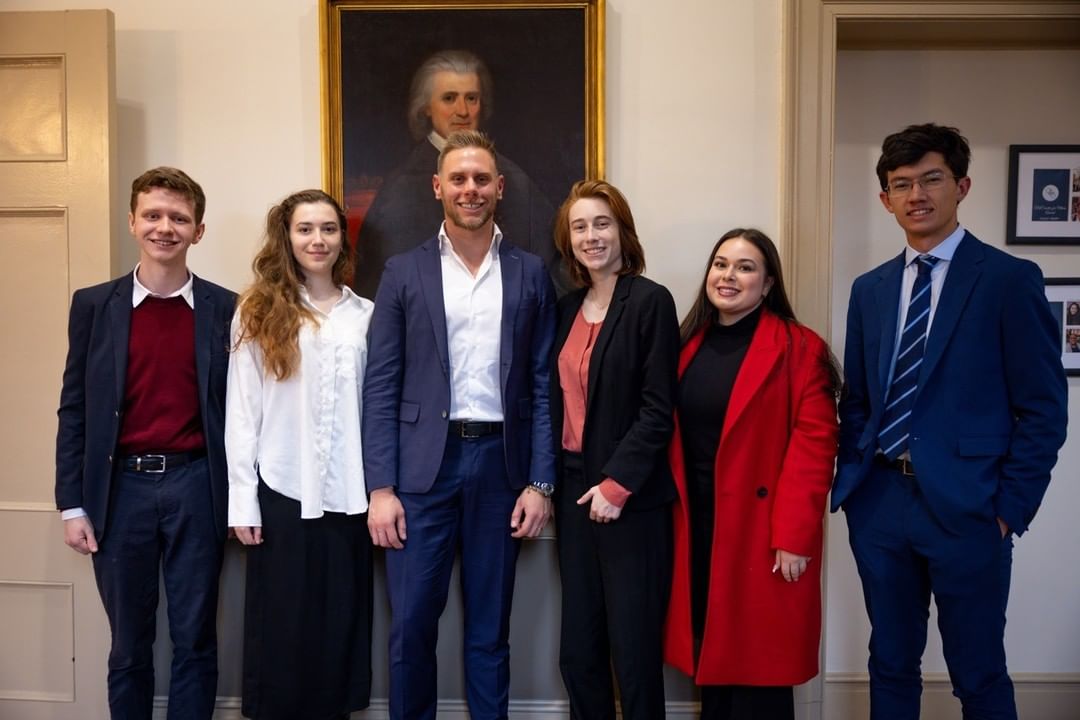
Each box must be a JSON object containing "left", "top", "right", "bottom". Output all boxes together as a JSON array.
[
  {"left": 0, "top": 509, "right": 109, "bottom": 719},
  {"left": 0, "top": 209, "right": 69, "bottom": 506},
  {"left": 0, "top": 56, "right": 66, "bottom": 161},
  {"left": 0, "top": 580, "right": 74, "bottom": 701}
]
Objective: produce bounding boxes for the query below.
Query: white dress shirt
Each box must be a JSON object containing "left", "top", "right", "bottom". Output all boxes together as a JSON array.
[
  {"left": 226, "top": 285, "right": 373, "bottom": 526},
  {"left": 439, "top": 222, "right": 504, "bottom": 421},
  {"left": 61, "top": 266, "right": 195, "bottom": 522}
]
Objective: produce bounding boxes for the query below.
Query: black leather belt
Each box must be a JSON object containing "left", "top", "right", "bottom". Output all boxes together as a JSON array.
[
  {"left": 875, "top": 454, "right": 916, "bottom": 477},
  {"left": 449, "top": 421, "right": 503, "bottom": 439},
  {"left": 122, "top": 450, "right": 206, "bottom": 474}
]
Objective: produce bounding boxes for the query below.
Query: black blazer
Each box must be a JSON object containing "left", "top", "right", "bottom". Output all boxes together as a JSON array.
[
  {"left": 550, "top": 274, "right": 680, "bottom": 510},
  {"left": 55, "top": 272, "right": 236, "bottom": 541}
]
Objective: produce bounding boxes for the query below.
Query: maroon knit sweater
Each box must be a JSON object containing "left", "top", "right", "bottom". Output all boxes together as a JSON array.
[{"left": 117, "top": 296, "right": 205, "bottom": 455}]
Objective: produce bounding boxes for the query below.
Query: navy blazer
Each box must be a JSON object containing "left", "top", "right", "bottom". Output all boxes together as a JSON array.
[
  {"left": 833, "top": 232, "right": 1068, "bottom": 536},
  {"left": 55, "top": 272, "right": 237, "bottom": 541},
  {"left": 362, "top": 235, "right": 557, "bottom": 493},
  {"left": 550, "top": 274, "right": 680, "bottom": 510}
]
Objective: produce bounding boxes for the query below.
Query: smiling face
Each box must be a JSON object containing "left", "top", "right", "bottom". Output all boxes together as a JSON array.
[
  {"left": 706, "top": 236, "right": 774, "bottom": 325},
  {"left": 128, "top": 187, "right": 204, "bottom": 270},
  {"left": 433, "top": 146, "right": 504, "bottom": 234},
  {"left": 568, "top": 197, "right": 623, "bottom": 281},
  {"left": 880, "top": 151, "right": 970, "bottom": 251},
  {"left": 288, "top": 201, "right": 342, "bottom": 285},
  {"left": 427, "top": 71, "right": 482, "bottom": 139}
]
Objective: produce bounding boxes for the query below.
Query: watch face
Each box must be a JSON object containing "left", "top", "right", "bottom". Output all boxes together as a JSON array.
[{"left": 532, "top": 482, "right": 554, "bottom": 496}]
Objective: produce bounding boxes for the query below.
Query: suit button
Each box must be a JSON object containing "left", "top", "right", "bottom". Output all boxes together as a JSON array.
[
  {"left": 756, "top": 486, "right": 768, "bottom": 498},
  {"left": 114, "top": 410, "right": 120, "bottom": 418},
  {"left": 441, "top": 410, "right": 448, "bottom": 419},
  {"left": 108, "top": 455, "right": 113, "bottom": 463}
]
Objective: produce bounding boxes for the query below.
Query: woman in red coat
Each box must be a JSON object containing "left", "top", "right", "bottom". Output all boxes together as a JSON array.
[{"left": 664, "top": 228, "right": 839, "bottom": 720}]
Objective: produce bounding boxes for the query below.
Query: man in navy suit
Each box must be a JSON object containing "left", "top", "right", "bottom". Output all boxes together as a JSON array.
[
  {"left": 834, "top": 124, "right": 1068, "bottom": 719},
  {"left": 55, "top": 167, "right": 236, "bottom": 719},
  {"left": 363, "top": 130, "right": 557, "bottom": 720}
]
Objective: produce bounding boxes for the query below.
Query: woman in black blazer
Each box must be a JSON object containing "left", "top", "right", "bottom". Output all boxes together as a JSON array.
[{"left": 550, "top": 180, "right": 680, "bottom": 720}]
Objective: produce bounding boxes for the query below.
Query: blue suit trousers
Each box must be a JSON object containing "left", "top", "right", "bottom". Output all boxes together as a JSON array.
[
  {"left": 92, "top": 457, "right": 223, "bottom": 720},
  {"left": 385, "top": 433, "right": 521, "bottom": 720},
  {"left": 844, "top": 462, "right": 1016, "bottom": 720}
]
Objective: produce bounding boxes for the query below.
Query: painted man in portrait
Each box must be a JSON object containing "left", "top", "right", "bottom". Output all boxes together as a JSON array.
[{"left": 352, "top": 49, "right": 564, "bottom": 297}]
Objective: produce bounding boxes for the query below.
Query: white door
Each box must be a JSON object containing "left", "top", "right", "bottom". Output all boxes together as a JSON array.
[{"left": 0, "top": 9, "right": 117, "bottom": 719}]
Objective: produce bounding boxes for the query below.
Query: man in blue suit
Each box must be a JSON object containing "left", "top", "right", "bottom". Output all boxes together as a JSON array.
[
  {"left": 55, "top": 167, "right": 236, "bottom": 719},
  {"left": 363, "top": 130, "right": 557, "bottom": 720},
  {"left": 834, "top": 124, "right": 1068, "bottom": 720}
]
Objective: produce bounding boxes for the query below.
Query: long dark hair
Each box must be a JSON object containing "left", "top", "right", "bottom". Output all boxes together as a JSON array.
[
  {"left": 679, "top": 227, "right": 841, "bottom": 395},
  {"left": 679, "top": 228, "right": 795, "bottom": 342}
]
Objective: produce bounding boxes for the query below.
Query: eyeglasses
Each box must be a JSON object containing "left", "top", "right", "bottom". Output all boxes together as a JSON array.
[{"left": 885, "top": 172, "right": 959, "bottom": 197}]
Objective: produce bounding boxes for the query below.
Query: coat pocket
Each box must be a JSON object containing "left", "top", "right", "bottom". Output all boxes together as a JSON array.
[{"left": 399, "top": 401, "right": 420, "bottom": 423}]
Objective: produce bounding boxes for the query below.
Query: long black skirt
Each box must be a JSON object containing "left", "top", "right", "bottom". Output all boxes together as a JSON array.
[{"left": 241, "top": 481, "right": 373, "bottom": 720}]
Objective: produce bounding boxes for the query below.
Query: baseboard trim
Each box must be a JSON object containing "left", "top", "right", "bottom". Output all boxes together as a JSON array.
[
  {"left": 155, "top": 679, "right": 1080, "bottom": 720},
  {"left": 153, "top": 697, "right": 702, "bottom": 719},
  {"left": 824, "top": 673, "right": 1080, "bottom": 719}
]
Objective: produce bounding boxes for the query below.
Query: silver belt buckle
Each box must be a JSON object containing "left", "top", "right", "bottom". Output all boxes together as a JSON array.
[{"left": 138, "top": 454, "right": 167, "bottom": 473}]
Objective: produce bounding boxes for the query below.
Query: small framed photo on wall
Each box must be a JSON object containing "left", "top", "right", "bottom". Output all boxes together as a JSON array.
[
  {"left": 1006, "top": 144, "right": 1080, "bottom": 245},
  {"left": 1045, "top": 278, "right": 1080, "bottom": 376}
]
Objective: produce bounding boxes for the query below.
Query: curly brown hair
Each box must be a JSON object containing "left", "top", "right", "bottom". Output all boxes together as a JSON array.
[{"left": 234, "top": 190, "right": 353, "bottom": 380}]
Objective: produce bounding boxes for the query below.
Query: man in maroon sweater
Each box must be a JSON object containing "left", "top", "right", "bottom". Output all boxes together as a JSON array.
[{"left": 55, "top": 167, "right": 236, "bottom": 720}]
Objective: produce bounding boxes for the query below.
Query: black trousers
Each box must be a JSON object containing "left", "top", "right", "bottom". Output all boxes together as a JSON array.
[{"left": 555, "top": 452, "right": 672, "bottom": 720}]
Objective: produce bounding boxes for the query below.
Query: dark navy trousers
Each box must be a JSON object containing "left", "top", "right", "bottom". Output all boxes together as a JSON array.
[
  {"left": 92, "top": 457, "right": 223, "bottom": 720},
  {"left": 844, "top": 462, "right": 1016, "bottom": 720},
  {"left": 385, "top": 433, "right": 521, "bottom": 720}
]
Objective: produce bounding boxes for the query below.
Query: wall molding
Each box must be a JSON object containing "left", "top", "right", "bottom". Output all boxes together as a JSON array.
[{"left": 0, "top": 502, "right": 58, "bottom": 513}]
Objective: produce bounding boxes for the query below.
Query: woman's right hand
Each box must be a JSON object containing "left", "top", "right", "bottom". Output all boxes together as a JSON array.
[{"left": 233, "top": 526, "right": 263, "bottom": 545}]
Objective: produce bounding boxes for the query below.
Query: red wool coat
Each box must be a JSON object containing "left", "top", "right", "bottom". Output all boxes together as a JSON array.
[{"left": 664, "top": 310, "right": 839, "bottom": 686}]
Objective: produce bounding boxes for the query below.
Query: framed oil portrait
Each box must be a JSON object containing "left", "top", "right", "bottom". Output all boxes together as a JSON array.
[
  {"left": 320, "top": 0, "right": 605, "bottom": 297},
  {"left": 1044, "top": 277, "right": 1080, "bottom": 376},
  {"left": 1006, "top": 144, "right": 1080, "bottom": 246}
]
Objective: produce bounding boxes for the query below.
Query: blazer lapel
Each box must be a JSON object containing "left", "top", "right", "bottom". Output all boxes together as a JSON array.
[
  {"left": 585, "top": 275, "right": 631, "bottom": 417},
  {"left": 554, "top": 289, "right": 587, "bottom": 357},
  {"left": 417, "top": 237, "right": 450, "bottom": 379},
  {"left": 873, "top": 252, "right": 906, "bottom": 395},
  {"left": 918, "top": 232, "right": 981, "bottom": 391},
  {"left": 109, "top": 275, "right": 134, "bottom": 406},
  {"left": 192, "top": 275, "right": 213, "bottom": 412},
  {"left": 499, "top": 242, "right": 523, "bottom": 392},
  {"left": 721, "top": 310, "right": 783, "bottom": 439}
]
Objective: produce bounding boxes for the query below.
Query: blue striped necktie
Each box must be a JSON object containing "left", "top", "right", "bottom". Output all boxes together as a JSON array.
[{"left": 878, "top": 254, "right": 939, "bottom": 460}]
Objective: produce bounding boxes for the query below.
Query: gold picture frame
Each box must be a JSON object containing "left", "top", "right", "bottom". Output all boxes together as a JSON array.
[{"left": 320, "top": 0, "right": 605, "bottom": 296}]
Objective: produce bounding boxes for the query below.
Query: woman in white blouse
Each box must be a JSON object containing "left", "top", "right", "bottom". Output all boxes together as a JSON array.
[{"left": 226, "top": 189, "right": 373, "bottom": 720}]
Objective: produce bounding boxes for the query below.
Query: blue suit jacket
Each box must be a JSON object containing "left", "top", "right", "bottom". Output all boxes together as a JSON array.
[
  {"left": 55, "top": 272, "right": 237, "bottom": 541},
  {"left": 362, "top": 235, "right": 557, "bottom": 494},
  {"left": 833, "top": 232, "right": 1067, "bottom": 536}
]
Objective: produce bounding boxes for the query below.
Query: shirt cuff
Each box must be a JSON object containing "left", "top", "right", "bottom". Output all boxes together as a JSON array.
[
  {"left": 598, "top": 479, "right": 631, "bottom": 508},
  {"left": 60, "top": 507, "right": 87, "bottom": 521}
]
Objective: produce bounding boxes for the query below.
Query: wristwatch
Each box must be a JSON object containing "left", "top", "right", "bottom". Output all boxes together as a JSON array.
[{"left": 528, "top": 481, "right": 555, "bottom": 497}]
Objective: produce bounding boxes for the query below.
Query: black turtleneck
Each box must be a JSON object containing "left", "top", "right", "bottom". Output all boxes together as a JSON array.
[{"left": 677, "top": 303, "right": 762, "bottom": 637}]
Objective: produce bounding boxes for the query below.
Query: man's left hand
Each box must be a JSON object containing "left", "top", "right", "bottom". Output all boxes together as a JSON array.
[{"left": 510, "top": 488, "right": 552, "bottom": 538}]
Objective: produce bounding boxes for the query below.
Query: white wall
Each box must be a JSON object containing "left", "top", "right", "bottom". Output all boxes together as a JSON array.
[
  {"left": 829, "top": 48, "right": 1080, "bottom": 675},
  {"left": 0, "top": 0, "right": 782, "bottom": 315}
]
